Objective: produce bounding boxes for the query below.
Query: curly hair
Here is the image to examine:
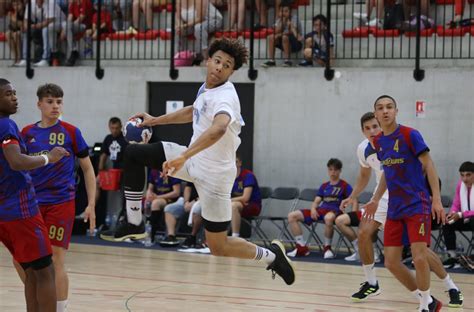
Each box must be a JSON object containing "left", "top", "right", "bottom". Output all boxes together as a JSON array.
[
  {"left": 208, "top": 38, "right": 248, "bottom": 70},
  {"left": 37, "top": 83, "right": 64, "bottom": 100}
]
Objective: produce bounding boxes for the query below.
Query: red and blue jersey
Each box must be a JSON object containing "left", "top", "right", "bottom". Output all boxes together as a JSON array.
[
  {"left": 21, "top": 120, "right": 89, "bottom": 205},
  {"left": 317, "top": 179, "right": 352, "bottom": 213},
  {"left": 374, "top": 124, "right": 431, "bottom": 219},
  {"left": 0, "top": 117, "right": 39, "bottom": 221},
  {"left": 231, "top": 169, "right": 262, "bottom": 206},
  {"left": 148, "top": 169, "right": 181, "bottom": 195}
]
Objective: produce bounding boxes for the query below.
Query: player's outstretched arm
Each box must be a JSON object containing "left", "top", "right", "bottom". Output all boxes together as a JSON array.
[
  {"left": 163, "top": 113, "right": 230, "bottom": 176},
  {"left": 340, "top": 166, "right": 371, "bottom": 210},
  {"left": 419, "top": 152, "right": 446, "bottom": 224},
  {"left": 3, "top": 144, "right": 69, "bottom": 171},
  {"left": 133, "top": 106, "right": 194, "bottom": 127},
  {"left": 79, "top": 156, "right": 97, "bottom": 234}
]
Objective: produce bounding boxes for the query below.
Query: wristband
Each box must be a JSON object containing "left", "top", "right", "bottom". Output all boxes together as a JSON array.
[
  {"left": 458, "top": 212, "right": 463, "bottom": 219},
  {"left": 41, "top": 154, "right": 49, "bottom": 166}
]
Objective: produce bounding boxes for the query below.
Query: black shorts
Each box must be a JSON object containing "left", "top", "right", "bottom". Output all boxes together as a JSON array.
[{"left": 275, "top": 34, "right": 303, "bottom": 52}]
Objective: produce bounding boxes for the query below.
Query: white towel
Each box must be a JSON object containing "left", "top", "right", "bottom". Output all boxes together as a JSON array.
[
  {"left": 460, "top": 182, "right": 473, "bottom": 213},
  {"left": 187, "top": 200, "right": 202, "bottom": 226}
]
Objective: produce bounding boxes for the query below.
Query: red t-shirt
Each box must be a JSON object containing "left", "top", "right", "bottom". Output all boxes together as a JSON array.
[
  {"left": 69, "top": 0, "right": 93, "bottom": 27},
  {"left": 92, "top": 11, "right": 113, "bottom": 33}
]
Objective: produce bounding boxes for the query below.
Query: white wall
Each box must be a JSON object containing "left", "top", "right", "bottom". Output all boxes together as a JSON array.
[{"left": 3, "top": 66, "right": 473, "bottom": 198}]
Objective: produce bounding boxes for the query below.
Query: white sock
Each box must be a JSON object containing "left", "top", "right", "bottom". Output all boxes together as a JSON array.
[
  {"left": 448, "top": 250, "right": 457, "bottom": 258},
  {"left": 125, "top": 191, "right": 143, "bottom": 226},
  {"left": 443, "top": 274, "right": 458, "bottom": 291},
  {"left": 57, "top": 300, "right": 68, "bottom": 312},
  {"left": 362, "top": 263, "right": 377, "bottom": 286},
  {"left": 353, "top": 239, "right": 359, "bottom": 252},
  {"left": 232, "top": 233, "right": 240, "bottom": 237},
  {"left": 412, "top": 289, "right": 421, "bottom": 300},
  {"left": 254, "top": 246, "right": 276, "bottom": 265},
  {"left": 295, "top": 235, "right": 305, "bottom": 246},
  {"left": 419, "top": 290, "right": 432, "bottom": 310},
  {"left": 324, "top": 237, "right": 332, "bottom": 246}
]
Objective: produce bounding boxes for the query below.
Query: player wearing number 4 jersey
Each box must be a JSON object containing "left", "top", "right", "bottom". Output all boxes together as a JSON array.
[
  {"left": 364, "top": 95, "right": 447, "bottom": 312},
  {"left": 15, "top": 83, "right": 97, "bottom": 312},
  {"left": 341, "top": 112, "right": 463, "bottom": 308}
]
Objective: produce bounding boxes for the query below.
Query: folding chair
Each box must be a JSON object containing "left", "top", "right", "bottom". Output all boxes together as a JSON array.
[
  {"left": 294, "top": 188, "right": 324, "bottom": 251},
  {"left": 358, "top": 191, "right": 373, "bottom": 205},
  {"left": 252, "top": 187, "right": 299, "bottom": 246},
  {"left": 431, "top": 195, "right": 452, "bottom": 252},
  {"left": 456, "top": 220, "right": 474, "bottom": 256},
  {"left": 241, "top": 186, "right": 272, "bottom": 243}
]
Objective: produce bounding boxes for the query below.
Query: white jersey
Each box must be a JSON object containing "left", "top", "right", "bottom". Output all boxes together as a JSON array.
[
  {"left": 357, "top": 139, "right": 389, "bottom": 200},
  {"left": 190, "top": 81, "right": 244, "bottom": 182}
]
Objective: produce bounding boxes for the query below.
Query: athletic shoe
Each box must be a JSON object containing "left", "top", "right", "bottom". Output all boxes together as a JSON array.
[
  {"left": 100, "top": 221, "right": 146, "bottom": 241},
  {"left": 443, "top": 256, "right": 461, "bottom": 269},
  {"left": 351, "top": 281, "right": 381, "bottom": 302},
  {"left": 353, "top": 12, "right": 368, "bottom": 19},
  {"left": 298, "top": 60, "right": 313, "bottom": 67},
  {"left": 282, "top": 60, "right": 293, "bottom": 67},
  {"left": 261, "top": 60, "right": 276, "bottom": 68},
  {"left": 159, "top": 235, "right": 180, "bottom": 247},
  {"left": 344, "top": 252, "right": 359, "bottom": 262},
  {"left": 14, "top": 60, "right": 26, "bottom": 67},
  {"left": 426, "top": 296, "right": 442, "bottom": 312},
  {"left": 266, "top": 240, "right": 296, "bottom": 285},
  {"left": 447, "top": 288, "right": 463, "bottom": 308},
  {"left": 181, "top": 235, "right": 197, "bottom": 248},
  {"left": 323, "top": 245, "right": 335, "bottom": 259},
  {"left": 287, "top": 244, "right": 310, "bottom": 257},
  {"left": 33, "top": 59, "right": 49, "bottom": 67}
]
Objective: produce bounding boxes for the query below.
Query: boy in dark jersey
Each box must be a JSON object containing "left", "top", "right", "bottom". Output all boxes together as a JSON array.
[
  {"left": 18, "top": 83, "right": 96, "bottom": 312},
  {"left": 0, "top": 78, "right": 69, "bottom": 311},
  {"left": 365, "top": 95, "right": 446, "bottom": 312}
]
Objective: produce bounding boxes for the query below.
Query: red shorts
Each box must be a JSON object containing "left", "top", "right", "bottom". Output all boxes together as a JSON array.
[
  {"left": 301, "top": 208, "right": 341, "bottom": 225},
  {"left": 241, "top": 202, "right": 262, "bottom": 218},
  {"left": 384, "top": 214, "right": 431, "bottom": 247},
  {"left": 39, "top": 200, "right": 75, "bottom": 249},
  {"left": 0, "top": 213, "right": 52, "bottom": 264}
]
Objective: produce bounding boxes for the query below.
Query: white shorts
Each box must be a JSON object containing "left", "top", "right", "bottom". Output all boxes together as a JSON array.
[
  {"left": 162, "top": 141, "right": 234, "bottom": 223},
  {"left": 374, "top": 197, "right": 388, "bottom": 229}
]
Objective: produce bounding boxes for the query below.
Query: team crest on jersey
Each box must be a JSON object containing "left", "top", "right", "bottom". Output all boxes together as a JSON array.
[{"left": 29, "top": 138, "right": 36, "bottom": 143}]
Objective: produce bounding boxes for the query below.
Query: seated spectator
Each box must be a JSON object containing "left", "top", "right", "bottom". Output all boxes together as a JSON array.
[
  {"left": 402, "top": 0, "right": 431, "bottom": 26},
  {"left": 175, "top": 0, "right": 223, "bottom": 60},
  {"left": 132, "top": 0, "right": 168, "bottom": 32},
  {"left": 230, "top": 155, "right": 262, "bottom": 237},
  {"left": 255, "top": 0, "right": 284, "bottom": 30},
  {"left": 160, "top": 182, "right": 199, "bottom": 246},
  {"left": 353, "top": 0, "right": 385, "bottom": 28},
  {"left": 453, "top": 0, "right": 469, "bottom": 23},
  {"left": 443, "top": 161, "right": 474, "bottom": 266},
  {"left": 65, "top": 0, "right": 93, "bottom": 66},
  {"left": 262, "top": 1, "right": 302, "bottom": 67},
  {"left": 7, "top": 0, "right": 24, "bottom": 66},
  {"left": 225, "top": 0, "right": 245, "bottom": 32},
  {"left": 181, "top": 200, "right": 204, "bottom": 248},
  {"left": 104, "top": 0, "right": 132, "bottom": 31},
  {"left": 287, "top": 158, "right": 352, "bottom": 258},
  {"left": 84, "top": 0, "right": 114, "bottom": 57},
  {"left": 18, "top": 0, "right": 66, "bottom": 67},
  {"left": 146, "top": 169, "right": 181, "bottom": 241},
  {"left": 298, "top": 14, "right": 333, "bottom": 67}
]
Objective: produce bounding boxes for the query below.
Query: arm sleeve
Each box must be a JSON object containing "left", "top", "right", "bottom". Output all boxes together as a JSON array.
[
  {"left": 74, "top": 128, "right": 90, "bottom": 158},
  {"left": 409, "top": 129, "right": 430, "bottom": 157},
  {"left": 243, "top": 173, "right": 257, "bottom": 188},
  {"left": 357, "top": 144, "right": 370, "bottom": 168},
  {"left": 344, "top": 183, "right": 353, "bottom": 199},
  {"left": 317, "top": 184, "right": 325, "bottom": 198},
  {"left": 0, "top": 120, "right": 20, "bottom": 143},
  {"left": 213, "top": 98, "right": 236, "bottom": 124}
]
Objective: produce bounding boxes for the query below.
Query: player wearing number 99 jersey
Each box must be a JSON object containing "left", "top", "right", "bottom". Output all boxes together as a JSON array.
[{"left": 19, "top": 83, "right": 97, "bottom": 312}]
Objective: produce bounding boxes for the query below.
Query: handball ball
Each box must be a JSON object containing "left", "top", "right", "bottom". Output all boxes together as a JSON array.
[{"left": 124, "top": 117, "right": 152, "bottom": 144}]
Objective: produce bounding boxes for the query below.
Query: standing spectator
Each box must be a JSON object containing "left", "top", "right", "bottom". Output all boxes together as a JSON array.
[
  {"left": 443, "top": 161, "right": 474, "bottom": 267},
  {"left": 160, "top": 182, "right": 199, "bottom": 246},
  {"left": 299, "top": 14, "right": 334, "bottom": 67},
  {"left": 65, "top": 0, "right": 93, "bottom": 66},
  {"left": 262, "top": 1, "right": 302, "bottom": 67},
  {"left": 287, "top": 158, "right": 353, "bottom": 258},
  {"left": 17, "top": 0, "right": 66, "bottom": 67},
  {"left": 231, "top": 155, "right": 262, "bottom": 237},
  {"left": 175, "top": 0, "right": 223, "bottom": 60},
  {"left": 146, "top": 169, "right": 181, "bottom": 241},
  {"left": 83, "top": 0, "right": 114, "bottom": 56},
  {"left": 7, "top": 0, "right": 24, "bottom": 66}
]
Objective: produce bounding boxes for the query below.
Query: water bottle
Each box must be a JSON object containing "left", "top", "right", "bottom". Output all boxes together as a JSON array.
[
  {"left": 144, "top": 221, "right": 154, "bottom": 247},
  {"left": 144, "top": 201, "right": 152, "bottom": 218},
  {"left": 456, "top": 243, "right": 465, "bottom": 255}
]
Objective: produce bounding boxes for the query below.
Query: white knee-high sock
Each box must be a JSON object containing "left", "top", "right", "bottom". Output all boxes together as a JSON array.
[
  {"left": 254, "top": 246, "right": 276, "bottom": 265},
  {"left": 124, "top": 191, "right": 143, "bottom": 226},
  {"left": 443, "top": 274, "right": 458, "bottom": 291},
  {"left": 362, "top": 263, "right": 377, "bottom": 286},
  {"left": 57, "top": 300, "right": 68, "bottom": 312}
]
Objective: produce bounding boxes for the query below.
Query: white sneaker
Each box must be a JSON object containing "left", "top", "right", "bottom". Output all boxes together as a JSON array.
[
  {"left": 345, "top": 252, "right": 359, "bottom": 262},
  {"left": 287, "top": 249, "right": 298, "bottom": 257},
  {"left": 374, "top": 248, "right": 381, "bottom": 263},
  {"left": 33, "top": 59, "right": 49, "bottom": 67},
  {"left": 353, "top": 12, "right": 368, "bottom": 19},
  {"left": 367, "top": 18, "right": 383, "bottom": 28},
  {"left": 15, "top": 60, "right": 27, "bottom": 67},
  {"left": 324, "top": 248, "right": 335, "bottom": 259}
]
